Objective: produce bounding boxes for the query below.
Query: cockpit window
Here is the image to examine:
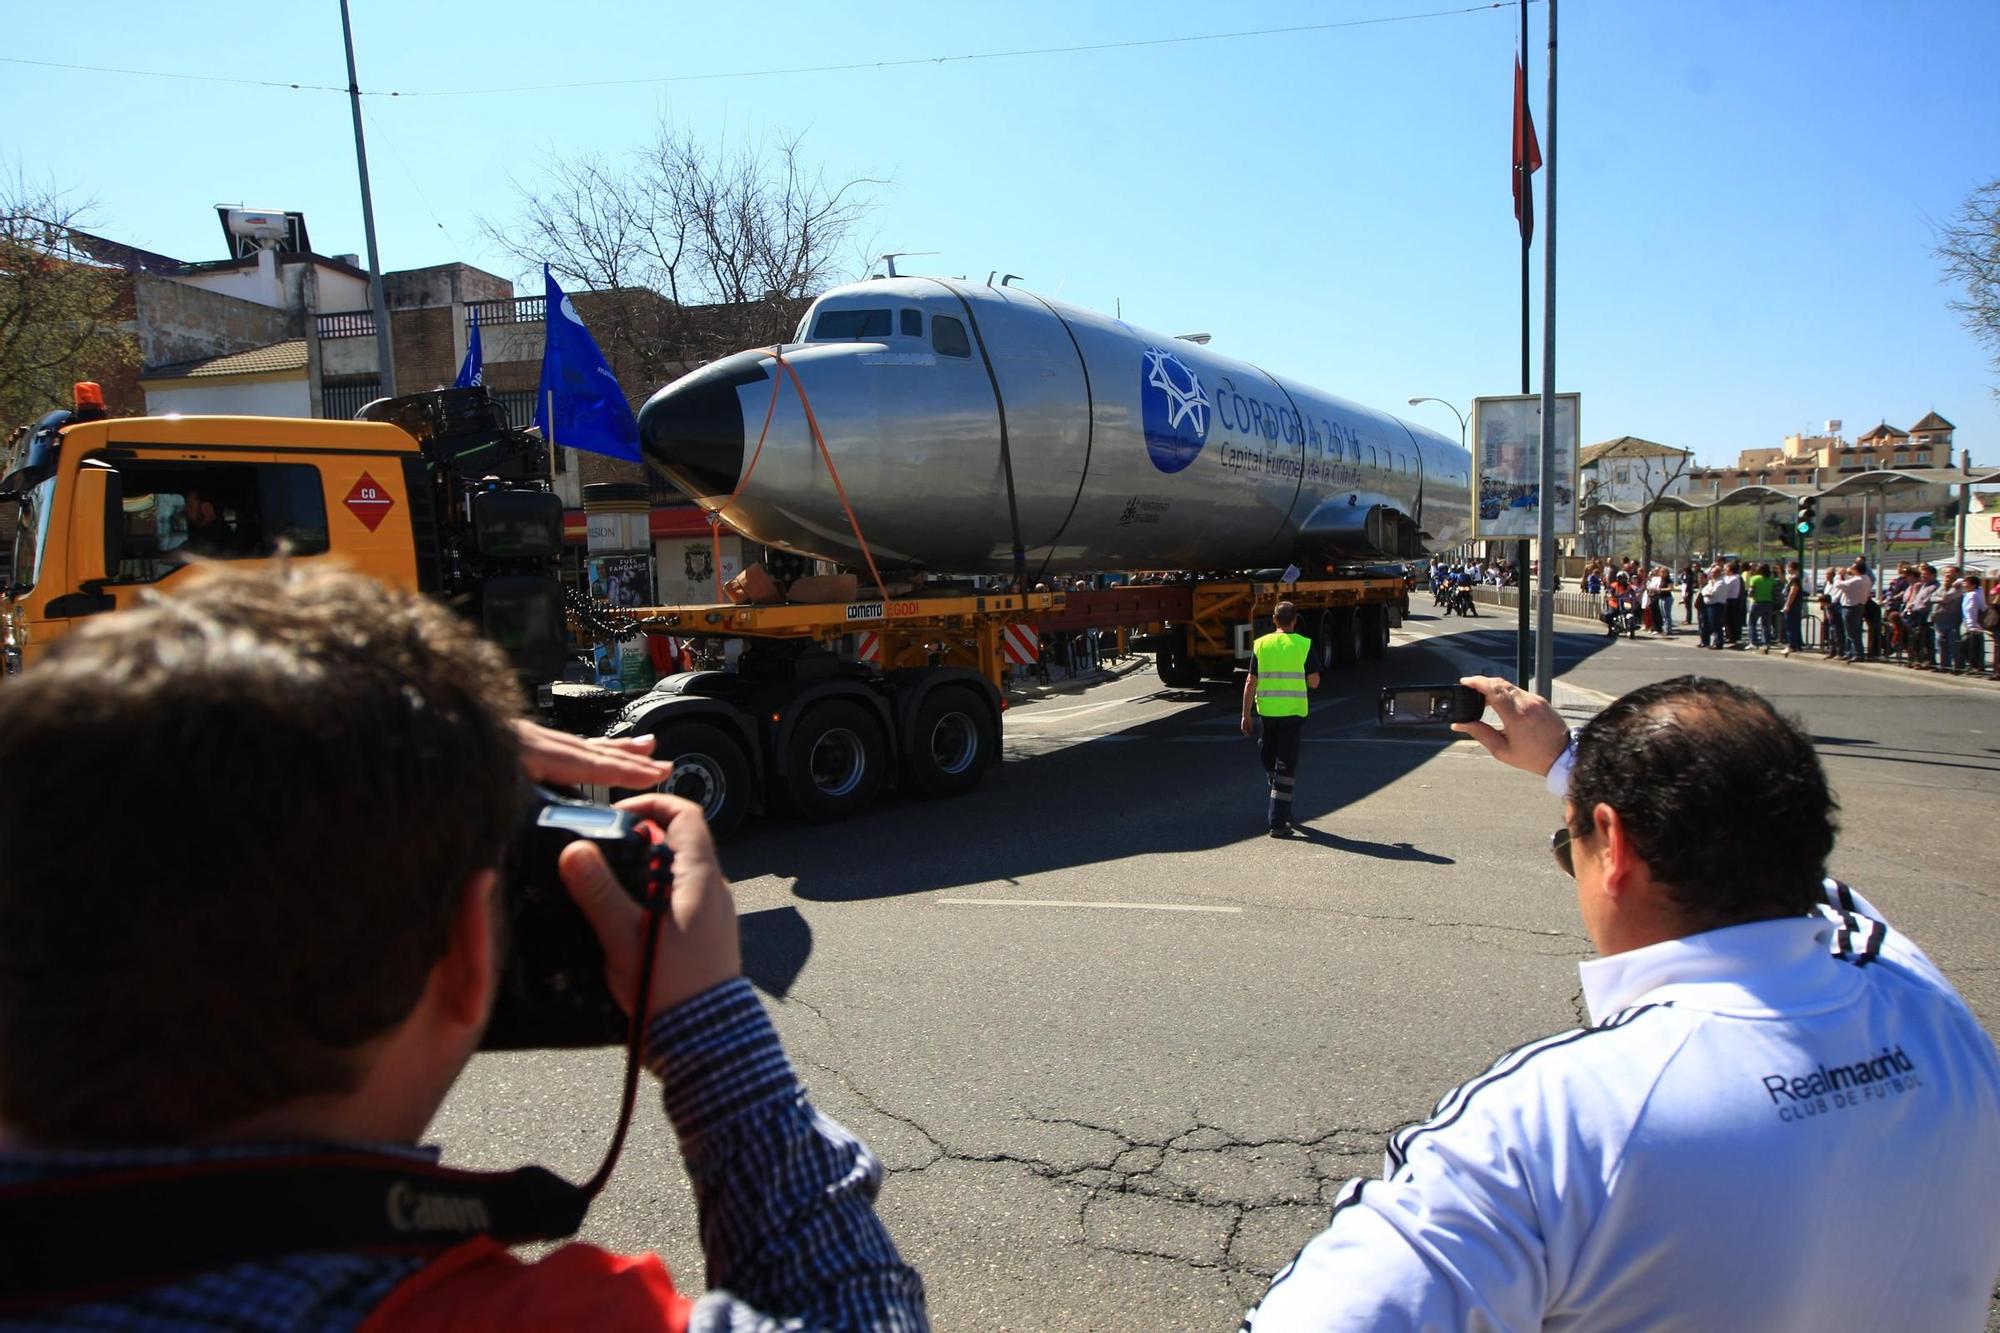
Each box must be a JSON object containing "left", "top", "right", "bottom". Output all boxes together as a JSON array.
[
  {"left": 900, "top": 309, "right": 922, "bottom": 338},
  {"left": 812, "top": 308, "right": 891, "bottom": 340},
  {"left": 932, "top": 315, "right": 972, "bottom": 359}
]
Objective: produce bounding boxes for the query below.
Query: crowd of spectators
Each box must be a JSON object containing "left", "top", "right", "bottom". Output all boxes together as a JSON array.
[
  {"left": 1823, "top": 560, "right": 1999, "bottom": 677},
  {"left": 1565, "top": 553, "right": 1999, "bottom": 679}
]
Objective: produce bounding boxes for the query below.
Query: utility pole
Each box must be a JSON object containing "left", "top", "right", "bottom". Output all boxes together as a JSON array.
[
  {"left": 340, "top": 0, "right": 396, "bottom": 399},
  {"left": 1515, "top": 0, "right": 1532, "bottom": 688},
  {"left": 1533, "top": 0, "right": 1559, "bottom": 699}
]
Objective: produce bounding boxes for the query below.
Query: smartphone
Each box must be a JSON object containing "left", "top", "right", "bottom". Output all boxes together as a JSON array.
[{"left": 1377, "top": 684, "right": 1485, "bottom": 727}]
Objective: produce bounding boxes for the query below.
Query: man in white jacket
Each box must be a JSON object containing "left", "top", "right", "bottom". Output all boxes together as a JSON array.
[{"left": 1242, "top": 674, "right": 2000, "bottom": 1332}]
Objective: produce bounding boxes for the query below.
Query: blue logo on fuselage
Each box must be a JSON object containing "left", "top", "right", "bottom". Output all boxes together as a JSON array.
[{"left": 1140, "top": 346, "right": 1210, "bottom": 474}]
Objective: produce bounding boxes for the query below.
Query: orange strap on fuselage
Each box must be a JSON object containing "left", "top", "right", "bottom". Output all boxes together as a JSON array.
[
  {"left": 359, "top": 1237, "right": 691, "bottom": 1333},
  {"left": 711, "top": 349, "right": 790, "bottom": 601},
  {"left": 707, "top": 345, "right": 890, "bottom": 608}
]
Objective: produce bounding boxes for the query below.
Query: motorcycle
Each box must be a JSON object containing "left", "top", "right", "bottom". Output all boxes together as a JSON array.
[
  {"left": 1602, "top": 598, "right": 1642, "bottom": 638},
  {"left": 1446, "top": 585, "right": 1478, "bottom": 617}
]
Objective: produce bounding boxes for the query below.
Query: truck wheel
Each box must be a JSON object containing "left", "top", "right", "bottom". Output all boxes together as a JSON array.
[
  {"left": 1361, "top": 606, "right": 1388, "bottom": 660},
  {"left": 626, "top": 721, "right": 753, "bottom": 841},
  {"left": 905, "top": 686, "right": 995, "bottom": 798},
  {"left": 783, "top": 700, "right": 886, "bottom": 821}
]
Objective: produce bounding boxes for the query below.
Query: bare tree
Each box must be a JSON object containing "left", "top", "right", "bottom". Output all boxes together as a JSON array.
[
  {"left": 0, "top": 180, "right": 137, "bottom": 427},
  {"left": 1633, "top": 448, "right": 1694, "bottom": 571},
  {"left": 1582, "top": 440, "right": 1692, "bottom": 569},
  {"left": 487, "top": 126, "right": 883, "bottom": 387},
  {"left": 1936, "top": 178, "right": 2000, "bottom": 395}
]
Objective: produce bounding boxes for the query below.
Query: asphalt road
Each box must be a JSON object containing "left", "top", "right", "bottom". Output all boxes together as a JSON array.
[{"left": 432, "top": 608, "right": 2000, "bottom": 1331}]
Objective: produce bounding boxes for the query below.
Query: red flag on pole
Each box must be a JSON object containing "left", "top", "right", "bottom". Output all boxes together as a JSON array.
[{"left": 1513, "top": 53, "right": 1543, "bottom": 243}]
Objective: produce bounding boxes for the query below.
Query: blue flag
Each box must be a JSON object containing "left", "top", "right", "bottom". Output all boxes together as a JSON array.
[
  {"left": 535, "top": 267, "right": 640, "bottom": 463},
  {"left": 454, "top": 310, "right": 484, "bottom": 388}
]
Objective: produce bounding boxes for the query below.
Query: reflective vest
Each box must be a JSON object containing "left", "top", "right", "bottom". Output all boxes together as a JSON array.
[{"left": 1252, "top": 630, "right": 1312, "bottom": 717}]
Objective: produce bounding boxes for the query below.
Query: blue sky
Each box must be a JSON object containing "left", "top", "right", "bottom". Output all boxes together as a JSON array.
[{"left": 6, "top": 0, "right": 1996, "bottom": 463}]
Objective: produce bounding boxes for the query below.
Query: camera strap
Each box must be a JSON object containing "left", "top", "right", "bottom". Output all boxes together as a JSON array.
[
  {"left": 0, "top": 819, "right": 677, "bottom": 1317},
  {"left": 0, "top": 1152, "right": 590, "bottom": 1314}
]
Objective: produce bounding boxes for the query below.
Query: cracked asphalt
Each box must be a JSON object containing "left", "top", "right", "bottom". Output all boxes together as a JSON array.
[{"left": 431, "top": 610, "right": 2000, "bottom": 1331}]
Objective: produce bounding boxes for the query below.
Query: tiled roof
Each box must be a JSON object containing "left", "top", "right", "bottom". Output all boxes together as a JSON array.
[
  {"left": 1578, "top": 436, "right": 1690, "bottom": 466},
  {"left": 1856, "top": 420, "right": 1909, "bottom": 442},
  {"left": 143, "top": 339, "right": 308, "bottom": 381},
  {"left": 1909, "top": 410, "right": 1954, "bottom": 433}
]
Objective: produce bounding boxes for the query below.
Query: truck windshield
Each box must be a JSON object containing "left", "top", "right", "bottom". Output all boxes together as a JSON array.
[{"left": 9, "top": 476, "right": 56, "bottom": 595}]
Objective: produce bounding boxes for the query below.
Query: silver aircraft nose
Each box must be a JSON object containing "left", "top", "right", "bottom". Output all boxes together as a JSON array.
[{"left": 638, "top": 351, "right": 772, "bottom": 501}]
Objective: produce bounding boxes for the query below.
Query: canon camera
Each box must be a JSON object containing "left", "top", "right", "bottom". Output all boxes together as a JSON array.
[{"left": 481, "top": 786, "right": 669, "bottom": 1051}]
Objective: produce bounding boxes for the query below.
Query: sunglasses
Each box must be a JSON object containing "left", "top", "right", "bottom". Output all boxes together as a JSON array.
[{"left": 1551, "top": 826, "right": 1577, "bottom": 877}]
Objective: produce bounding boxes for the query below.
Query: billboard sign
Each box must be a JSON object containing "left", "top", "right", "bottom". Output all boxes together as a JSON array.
[
  {"left": 1883, "top": 512, "right": 1936, "bottom": 545},
  {"left": 1471, "top": 393, "right": 1580, "bottom": 541}
]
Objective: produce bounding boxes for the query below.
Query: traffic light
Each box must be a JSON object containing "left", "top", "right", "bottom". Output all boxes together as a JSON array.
[{"left": 1795, "top": 495, "right": 1817, "bottom": 537}]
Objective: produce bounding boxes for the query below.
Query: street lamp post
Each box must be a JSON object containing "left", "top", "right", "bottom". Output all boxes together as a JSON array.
[
  {"left": 1408, "top": 397, "right": 1469, "bottom": 560},
  {"left": 1406, "top": 396, "right": 1467, "bottom": 450}
]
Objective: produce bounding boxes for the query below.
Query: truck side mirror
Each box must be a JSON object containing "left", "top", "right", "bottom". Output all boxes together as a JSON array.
[{"left": 69, "top": 462, "right": 125, "bottom": 586}]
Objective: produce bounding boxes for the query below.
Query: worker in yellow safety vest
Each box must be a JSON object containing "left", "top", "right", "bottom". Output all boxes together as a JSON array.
[{"left": 1241, "top": 601, "right": 1321, "bottom": 837}]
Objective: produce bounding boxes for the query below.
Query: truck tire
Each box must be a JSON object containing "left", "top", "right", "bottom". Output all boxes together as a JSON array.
[
  {"left": 1361, "top": 606, "right": 1388, "bottom": 660},
  {"left": 905, "top": 686, "right": 995, "bottom": 798},
  {"left": 782, "top": 699, "right": 886, "bottom": 821},
  {"left": 627, "top": 721, "right": 753, "bottom": 841},
  {"left": 1155, "top": 631, "right": 1203, "bottom": 688}
]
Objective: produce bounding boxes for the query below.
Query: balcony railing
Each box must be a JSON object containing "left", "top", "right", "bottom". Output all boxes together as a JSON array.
[
  {"left": 316, "top": 310, "right": 376, "bottom": 340},
  {"left": 466, "top": 296, "right": 546, "bottom": 327}
]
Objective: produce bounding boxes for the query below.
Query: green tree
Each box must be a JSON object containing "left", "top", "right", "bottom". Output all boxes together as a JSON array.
[
  {"left": 0, "top": 181, "right": 137, "bottom": 427},
  {"left": 1936, "top": 177, "right": 2000, "bottom": 394}
]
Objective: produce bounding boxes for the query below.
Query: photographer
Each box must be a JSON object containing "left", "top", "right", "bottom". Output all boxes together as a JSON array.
[
  {"left": 1244, "top": 674, "right": 2000, "bottom": 1331},
  {"left": 0, "top": 566, "right": 926, "bottom": 1330}
]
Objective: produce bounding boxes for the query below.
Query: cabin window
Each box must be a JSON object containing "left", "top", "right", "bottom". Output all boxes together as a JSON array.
[
  {"left": 97, "top": 458, "right": 330, "bottom": 584},
  {"left": 932, "top": 315, "right": 972, "bottom": 358},
  {"left": 812, "top": 308, "right": 892, "bottom": 340},
  {"left": 900, "top": 309, "right": 923, "bottom": 338}
]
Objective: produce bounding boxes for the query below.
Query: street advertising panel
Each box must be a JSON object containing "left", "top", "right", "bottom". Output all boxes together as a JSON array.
[
  {"left": 1883, "top": 512, "right": 1936, "bottom": 546},
  {"left": 1471, "top": 393, "right": 1581, "bottom": 541},
  {"left": 586, "top": 555, "right": 657, "bottom": 690}
]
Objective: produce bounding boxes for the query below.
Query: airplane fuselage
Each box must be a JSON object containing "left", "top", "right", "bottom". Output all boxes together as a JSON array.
[{"left": 639, "top": 278, "right": 1471, "bottom": 574}]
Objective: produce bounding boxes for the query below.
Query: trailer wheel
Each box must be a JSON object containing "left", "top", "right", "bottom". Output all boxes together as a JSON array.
[
  {"left": 1324, "top": 609, "right": 1364, "bottom": 669},
  {"left": 783, "top": 700, "right": 886, "bottom": 821},
  {"left": 624, "top": 721, "right": 753, "bottom": 841},
  {"left": 905, "top": 686, "right": 995, "bottom": 798},
  {"left": 1155, "top": 630, "right": 1203, "bottom": 688},
  {"left": 1361, "top": 606, "right": 1388, "bottom": 660}
]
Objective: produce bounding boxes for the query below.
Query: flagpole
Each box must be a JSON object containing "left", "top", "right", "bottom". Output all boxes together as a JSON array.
[
  {"left": 1534, "top": 0, "right": 1559, "bottom": 699},
  {"left": 1515, "top": 0, "right": 1532, "bottom": 687}
]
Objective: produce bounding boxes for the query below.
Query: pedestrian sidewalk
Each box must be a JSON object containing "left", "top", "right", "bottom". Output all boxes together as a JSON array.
[
  {"left": 1428, "top": 601, "right": 2000, "bottom": 698},
  {"left": 1005, "top": 654, "right": 1150, "bottom": 703}
]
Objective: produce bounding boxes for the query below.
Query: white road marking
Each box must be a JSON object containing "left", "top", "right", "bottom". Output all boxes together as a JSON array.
[
  {"left": 1008, "top": 696, "right": 1157, "bottom": 725},
  {"left": 1392, "top": 627, "right": 1618, "bottom": 707},
  {"left": 937, "top": 897, "right": 1243, "bottom": 914}
]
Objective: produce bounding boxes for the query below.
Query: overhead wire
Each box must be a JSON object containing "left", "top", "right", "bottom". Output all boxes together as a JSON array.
[{"left": 1, "top": 2, "right": 1534, "bottom": 100}]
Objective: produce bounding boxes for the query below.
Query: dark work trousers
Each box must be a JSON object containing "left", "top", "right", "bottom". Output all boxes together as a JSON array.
[{"left": 1259, "top": 714, "right": 1305, "bottom": 830}]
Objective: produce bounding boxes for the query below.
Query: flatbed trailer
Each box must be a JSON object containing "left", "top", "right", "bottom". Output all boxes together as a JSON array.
[
  {"left": 1032, "top": 573, "right": 1411, "bottom": 688},
  {"left": 584, "top": 571, "right": 1408, "bottom": 835},
  {"left": 579, "top": 589, "right": 1064, "bottom": 837}
]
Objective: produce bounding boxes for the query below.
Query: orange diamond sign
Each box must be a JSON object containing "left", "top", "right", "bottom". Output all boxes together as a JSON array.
[{"left": 343, "top": 472, "right": 395, "bottom": 532}]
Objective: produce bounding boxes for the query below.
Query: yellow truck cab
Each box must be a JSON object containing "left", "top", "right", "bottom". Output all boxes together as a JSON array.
[{"left": 3, "top": 388, "right": 566, "bottom": 681}]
